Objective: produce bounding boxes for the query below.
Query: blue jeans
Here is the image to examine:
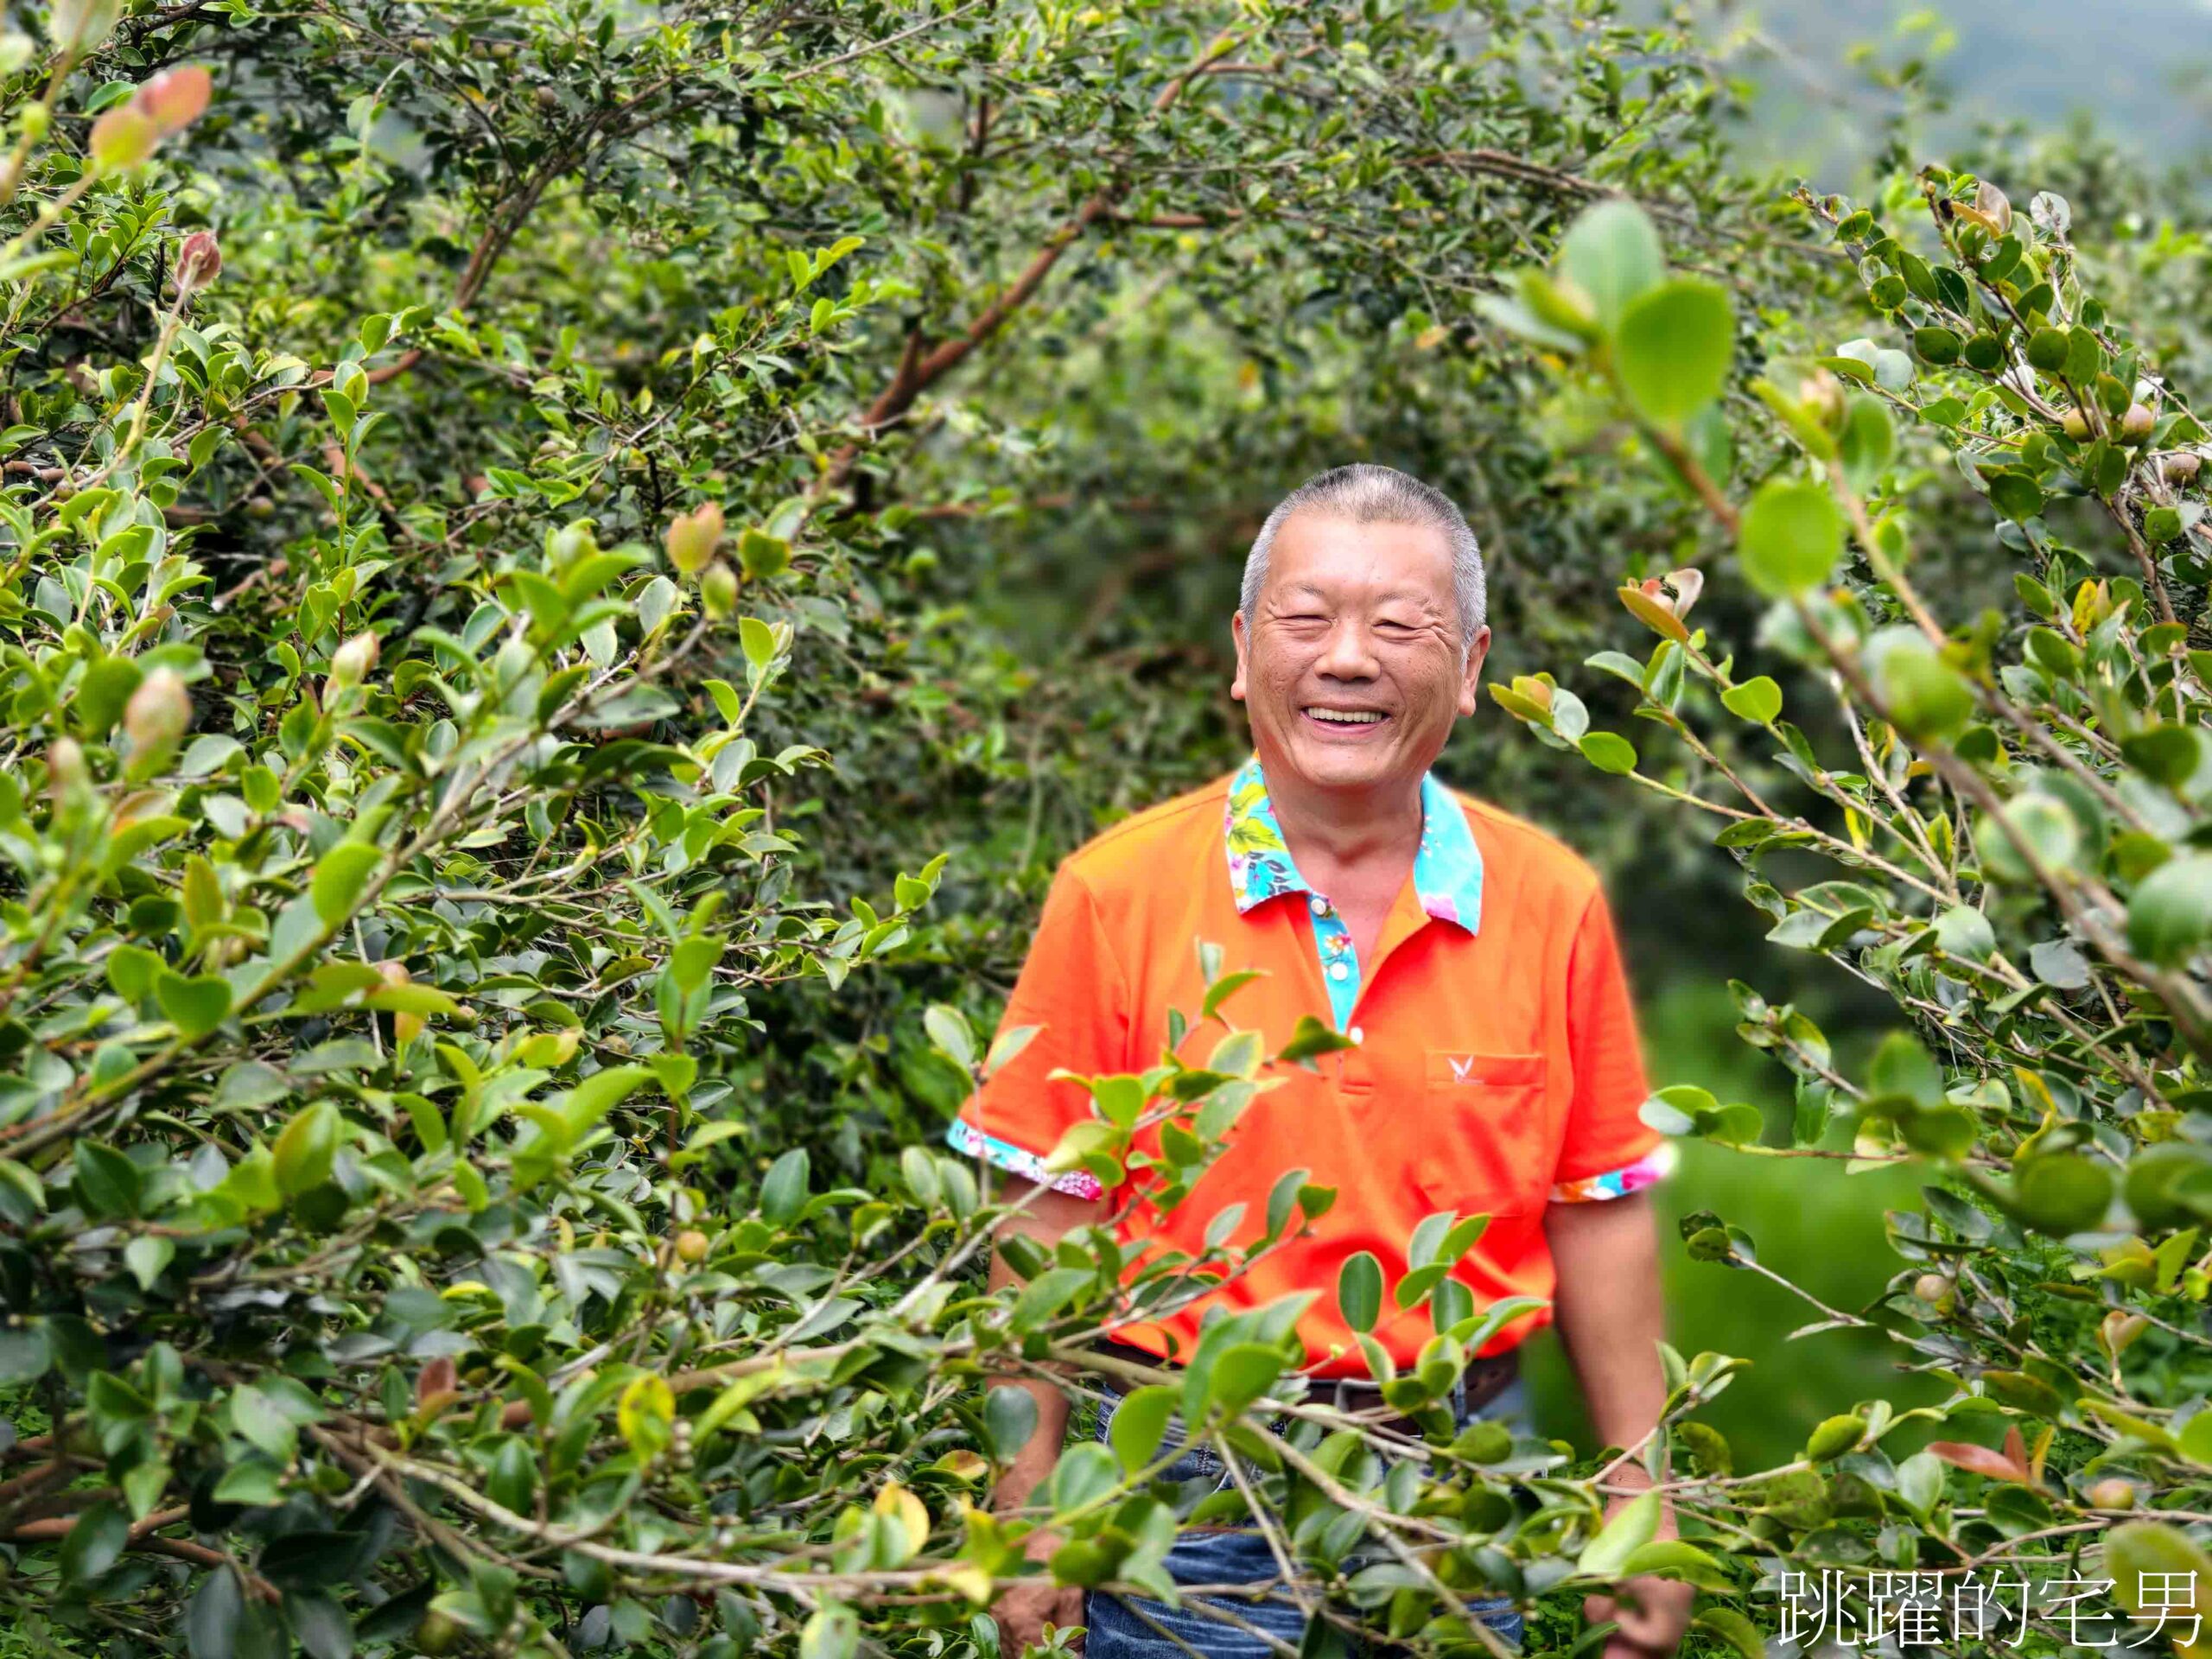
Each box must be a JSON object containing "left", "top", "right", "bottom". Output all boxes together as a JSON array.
[{"left": 1082, "top": 1372, "right": 1531, "bottom": 1657}]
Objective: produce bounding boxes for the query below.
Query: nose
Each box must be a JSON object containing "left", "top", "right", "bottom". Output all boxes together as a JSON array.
[{"left": 1314, "top": 615, "right": 1381, "bottom": 682}]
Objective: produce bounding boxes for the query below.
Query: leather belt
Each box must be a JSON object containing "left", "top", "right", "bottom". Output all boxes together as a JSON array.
[{"left": 1095, "top": 1339, "right": 1519, "bottom": 1437}]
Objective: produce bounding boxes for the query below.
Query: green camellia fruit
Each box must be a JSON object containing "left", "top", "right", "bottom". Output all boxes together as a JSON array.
[
  {"left": 2123, "top": 1141, "right": 2212, "bottom": 1230},
  {"left": 124, "top": 667, "right": 192, "bottom": 759},
  {"left": 1976, "top": 794, "right": 2082, "bottom": 886},
  {"left": 2120, "top": 403, "right": 2157, "bottom": 444},
  {"left": 1866, "top": 626, "right": 1974, "bottom": 741},
  {"left": 89, "top": 105, "right": 158, "bottom": 171},
  {"left": 701, "top": 561, "right": 738, "bottom": 618},
  {"left": 664, "top": 501, "right": 724, "bottom": 575}
]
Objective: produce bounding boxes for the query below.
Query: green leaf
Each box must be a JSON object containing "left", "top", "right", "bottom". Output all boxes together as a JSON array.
[
  {"left": 800, "top": 1607, "right": 858, "bottom": 1659},
  {"left": 1987, "top": 471, "right": 2044, "bottom": 522},
  {"left": 1804, "top": 1413, "right": 1868, "bottom": 1461},
  {"left": 2130, "top": 855, "right": 2212, "bottom": 966},
  {"left": 59, "top": 1499, "right": 130, "bottom": 1584},
  {"left": 1838, "top": 396, "right": 1894, "bottom": 493},
  {"left": 309, "top": 841, "right": 383, "bottom": 927},
  {"left": 1719, "top": 677, "right": 1781, "bottom": 724},
  {"left": 2107, "top": 1523, "right": 2212, "bottom": 1624},
  {"left": 187, "top": 1565, "right": 243, "bottom": 1659},
  {"left": 1557, "top": 200, "right": 1664, "bottom": 329},
  {"left": 73, "top": 1141, "right": 142, "bottom": 1220},
  {"left": 124, "top": 1235, "right": 174, "bottom": 1292},
  {"left": 1611, "top": 278, "right": 1734, "bottom": 429},
  {"left": 924, "top": 1005, "right": 975, "bottom": 1070},
  {"left": 1577, "top": 731, "right": 1637, "bottom": 774},
  {"left": 1738, "top": 479, "right": 1843, "bottom": 597},
  {"left": 1108, "top": 1385, "right": 1178, "bottom": 1473},
  {"left": 1692, "top": 1609, "right": 1765, "bottom": 1659},
  {"left": 739, "top": 616, "right": 778, "bottom": 672},
  {"left": 155, "top": 971, "right": 232, "bottom": 1039},
  {"left": 556, "top": 1065, "right": 651, "bottom": 1139},
  {"left": 1338, "top": 1251, "right": 1383, "bottom": 1333},
  {"left": 1577, "top": 1488, "right": 1660, "bottom": 1578},
  {"left": 273, "top": 1102, "right": 341, "bottom": 1197},
  {"left": 984, "top": 1385, "right": 1038, "bottom": 1462},
  {"left": 1932, "top": 906, "right": 1997, "bottom": 961},
  {"left": 759, "top": 1147, "right": 810, "bottom": 1224},
  {"left": 1206, "top": 1343, "right": 1282, "bottom": 1417}
]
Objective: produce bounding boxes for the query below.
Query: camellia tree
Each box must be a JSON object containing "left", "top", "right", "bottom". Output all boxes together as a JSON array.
[
  {"left": 33, "top": 0, "right": 2212, "bottom": 1656},
  {"left": 1480, "top": 169, "right": 2212, "bottom": 1647},
  {"left": 0, "top": 2, "right": 1839, "bottom": 1656}
]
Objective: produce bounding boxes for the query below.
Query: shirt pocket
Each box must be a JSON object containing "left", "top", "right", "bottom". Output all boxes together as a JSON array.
[{"left": 1414, "top": 1050, "right": 1551, "bottom": 1217}]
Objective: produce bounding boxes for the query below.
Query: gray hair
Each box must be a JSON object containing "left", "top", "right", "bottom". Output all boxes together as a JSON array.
[{"left": 1238, "top": 464, "right": 1486, "bottom": 657}]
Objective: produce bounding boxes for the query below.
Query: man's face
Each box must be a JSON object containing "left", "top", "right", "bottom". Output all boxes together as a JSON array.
[{"left": 1230, "top": 511, "right": 1491, "bottom": 798}]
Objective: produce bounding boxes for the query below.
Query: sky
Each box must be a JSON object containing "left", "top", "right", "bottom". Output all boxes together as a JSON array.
[{"left": 1713, "top": 0, "right": 2212, "bottom": 181}]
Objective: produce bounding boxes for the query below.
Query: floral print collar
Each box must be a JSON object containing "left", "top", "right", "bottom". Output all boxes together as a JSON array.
[{"left": 1222, "top": 753, "right": 1484, "bottom": 935}]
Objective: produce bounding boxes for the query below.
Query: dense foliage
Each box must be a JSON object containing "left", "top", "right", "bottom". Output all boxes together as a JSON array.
[
  {"left": 21, "top": 0, "right": 2212, "bottom": 1656},
  {"left": 0, "top": 3, "right": 1831, "bottom": 1656},
  {"left": 1486, "top": 168, "right": 2212, "bottom": 1649}
]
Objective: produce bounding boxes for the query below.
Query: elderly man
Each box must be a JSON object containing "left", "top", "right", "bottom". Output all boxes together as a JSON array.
[{"left": 949, "top": 463, "right": 1690, "bottom": 1658}]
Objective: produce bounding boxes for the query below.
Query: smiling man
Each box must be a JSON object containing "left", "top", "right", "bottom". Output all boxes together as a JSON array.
[{"left": 951, "top": 464, "right": 1689, "bottom": 1658}]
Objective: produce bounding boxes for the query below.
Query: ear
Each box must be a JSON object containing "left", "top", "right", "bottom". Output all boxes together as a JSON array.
[
  {"left": 1230, "top": 610, "right": 1251, "bottom": 702},
  {"left": 1457, "top": 625, "right": 1491, "bottom": 717}
]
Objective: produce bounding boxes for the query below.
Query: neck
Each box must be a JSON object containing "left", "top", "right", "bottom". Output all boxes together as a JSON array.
[{"left": 1259, "top": 757, "right": 1427, "bottom": 871}]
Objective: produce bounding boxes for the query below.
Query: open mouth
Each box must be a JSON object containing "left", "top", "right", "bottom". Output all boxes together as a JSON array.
[{"left": 1302, "top": 706, "right": 1390, "bottom": 731}]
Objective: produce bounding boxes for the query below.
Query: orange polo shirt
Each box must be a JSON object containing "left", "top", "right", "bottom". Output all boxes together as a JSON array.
[{"left": 949, "top": 757, "right": 1669, "bottom": 1376}]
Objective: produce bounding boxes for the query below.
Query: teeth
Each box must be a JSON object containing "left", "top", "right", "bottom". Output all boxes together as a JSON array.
[{"left": 1306, "top": 709, "right": 1386, "bottom": 724}]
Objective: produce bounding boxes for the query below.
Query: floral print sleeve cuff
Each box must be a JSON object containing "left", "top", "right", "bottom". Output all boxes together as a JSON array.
[
  {"left": 1548, "top": 1141, "right": 1678, "bottom": 1203},
  {"left": 946, "top": 1117, "right": 1105, "bottom": 1201}
]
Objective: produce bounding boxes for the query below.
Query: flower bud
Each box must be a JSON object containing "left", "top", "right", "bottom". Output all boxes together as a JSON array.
[
  {"left": 329, "top": 630, "right": 380, "bottom": 688},
  {"left": 1796, "top": 368, "right": 1845, "bottom": 429},
  {"left": 376, "top": 959, "right": 423, "bottom": 1046},
  {"left": 175, "top": 230, "right": 220, "bottom": 295},
  {"left": 700, "top": 560, "right": 738, "bottom": 618},
  {"left": 664, "top": 501, "right": 724, "bottom": 576},
  {"left": 46, "top": 736, "right": 86, "bottom": 806},
  {"left": 547, "top": 519, "right": 596, "bottom": 568},
  {"left": 124, "top": 666, "right": 191, "bottom": 761},
  {"left": 89, "top": 105, "right": 158, "bottom": 172},
  {"left": 1660, "top": 567, "right": 1704, "bottom": 620},
  {"left": 1972, "top": 180, "right": 2012, "bottom": 237},
  {"left": 132, "top": 65, "right": 212, "bottom": 137}
]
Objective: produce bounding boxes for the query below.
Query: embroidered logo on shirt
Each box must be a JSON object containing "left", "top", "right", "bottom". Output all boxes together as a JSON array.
[{"left": 1449, "top": 1057, "right": 1478, "bottom": 1083}]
